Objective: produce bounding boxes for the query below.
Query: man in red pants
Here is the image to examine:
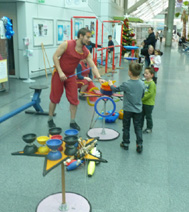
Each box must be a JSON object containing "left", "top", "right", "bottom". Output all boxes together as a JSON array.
[{"left": 48, "top": 28, "right": 104, "bottom": 130}]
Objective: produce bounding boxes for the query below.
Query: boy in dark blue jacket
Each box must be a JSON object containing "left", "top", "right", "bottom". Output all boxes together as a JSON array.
[{"left": 108, "top": 35, "right": 114, "bottom": 63}]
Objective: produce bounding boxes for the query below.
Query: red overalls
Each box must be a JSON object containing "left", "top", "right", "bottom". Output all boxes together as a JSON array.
[{"left": 50, "top": 40, "right": 89, "bottom": 105}]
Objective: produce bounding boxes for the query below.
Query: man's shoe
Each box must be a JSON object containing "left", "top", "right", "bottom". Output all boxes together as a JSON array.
[
  {"left": 70, "top": 122, "right": 80, "bottom": 131},
  {"left": 120, "top": 142, "right": 129, "bottom": 150},
  {"left": 48, "top": 119, "right": 56, "bottom": 128},
  {"left": 136, "top": 144, "right": 143, "bottom": 153},
  {"left": 143, "top": 129, "right": 152, "bottom": 134}
]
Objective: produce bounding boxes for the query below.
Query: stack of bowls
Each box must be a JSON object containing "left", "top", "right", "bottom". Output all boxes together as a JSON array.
[{"left": 64, "top": 129, "right": 79, "bottom": 156}]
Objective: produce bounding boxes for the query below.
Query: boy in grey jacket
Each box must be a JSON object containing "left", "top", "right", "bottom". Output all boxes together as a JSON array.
[{"left": 109, "top": 62, "right": 145, "bottom": 153}]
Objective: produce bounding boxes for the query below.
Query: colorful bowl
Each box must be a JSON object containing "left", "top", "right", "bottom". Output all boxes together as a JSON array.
[
  {"left": 46, "top": 139, "right": 63, "bottom": 160},
  {"left": 64, "top": 129, "right": 78, "bottom": 137},
  {"left": 38, "top": 145, "right": 50, "bottom": 154},
  {"left": 49, "top": 127, "right": 62, "bottom": 135},
  {"left": 64, "top": 136, "right": 78, "bottom": 145},
  {"left": 22, "top": 133, "right": 37, "bottom": 144},
  {"left": 37, "top": 136, "right": 49, "bottom": 145},
  {"left": 51, "top": 135, "right": 63, "bottom": 140},
  {"left": 46, "top": 139, "right": 62, "bottom": 151}
]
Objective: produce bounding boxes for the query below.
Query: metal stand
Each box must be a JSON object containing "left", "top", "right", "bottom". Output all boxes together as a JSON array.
[{"left": 87, "top": 98, "right": 119, "bottom": 141}]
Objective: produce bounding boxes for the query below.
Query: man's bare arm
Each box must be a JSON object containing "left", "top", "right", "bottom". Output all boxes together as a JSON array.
[{"left": 86, "top": 53, "right": 105, "bottom": 83}]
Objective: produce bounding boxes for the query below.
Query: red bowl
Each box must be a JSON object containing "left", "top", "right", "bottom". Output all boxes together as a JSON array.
[{"left": 51, "top": 135, "right": 63, "bottom": 140}]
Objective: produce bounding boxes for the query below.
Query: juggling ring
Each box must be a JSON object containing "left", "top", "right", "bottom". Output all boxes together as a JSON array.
[
  {"left": 86, "top": 87, "right": 99, "bottom": 107},
  {"left": 94, "top": 96, "right": 116, "bottom": 118}
]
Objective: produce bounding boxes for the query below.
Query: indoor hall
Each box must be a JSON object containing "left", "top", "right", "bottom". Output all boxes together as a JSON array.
[
  {"left": 1, "top": 39, "right": 189, "bottom": 212},
  {"left": 0, "top": 0, "right": 188, "bottom": 211}
]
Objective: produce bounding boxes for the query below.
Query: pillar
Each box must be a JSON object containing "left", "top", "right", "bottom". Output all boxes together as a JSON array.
[
  {"left": 165, "top": 0, "right": 175, "bottom": 46},
  {"left": 124, "top": 0, "right": 128, "bottom": 15}
]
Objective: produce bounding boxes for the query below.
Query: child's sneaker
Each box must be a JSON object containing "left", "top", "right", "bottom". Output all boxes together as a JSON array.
[
  {"left": 120, "top": 142, "right": 129, "bottom": 150},
  {"left": 143, "top": 128, "right": 152, "bottom": 134},
  {"left": 136, "top": 144, "right": 143, "bottom": 153}
]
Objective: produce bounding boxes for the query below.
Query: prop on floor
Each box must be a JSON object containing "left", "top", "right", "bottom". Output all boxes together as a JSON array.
[
  {"left": 12, "top": 127, "right": 107, "bottom": 211},
  {"left": 0, "top": 85, "right": 51, "bottom": 124},
  {"left": 87, "top": 147, "right": 101, "bottom": 177},
  {"left": 119, "top": 109, "right": 124, "bottom": 119},
  {"left": 100, "top": 110, "right": 119, "bottom": 123}
]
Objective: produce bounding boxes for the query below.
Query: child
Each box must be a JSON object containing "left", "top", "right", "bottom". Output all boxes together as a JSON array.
[
  {"left": 150, "top": 49, "right": 161, "bottom": 84},
  {"left": 76, "top": 59, "right": 95, "bottom": 100},
  {"left": 108, "top": 35, "right": 114, "bottom": 63},
  {"left": 109, "top": 62, "right": 145, "bottom": 153},
  {"left": 142, "top": 67, "right": 156, "bottom": 134}
]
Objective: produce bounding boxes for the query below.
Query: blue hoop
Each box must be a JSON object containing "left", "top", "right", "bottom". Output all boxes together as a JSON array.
[{"left": 94, "top": 96, "right": 116, "bottom": 118}]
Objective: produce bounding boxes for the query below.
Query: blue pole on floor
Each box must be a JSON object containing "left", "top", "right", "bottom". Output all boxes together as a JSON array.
[
  {"left": 0, "top": 87, "right": 48, "bottom": 124},
  {"left": 0, "top": 101, "right": 35, "bottom": 123}
]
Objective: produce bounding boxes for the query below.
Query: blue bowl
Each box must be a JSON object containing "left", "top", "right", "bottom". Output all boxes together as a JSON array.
[
  {"left": 47, "top": 151, "right": 62, "bottom": 161},
  {"left": 46, "top": 139, "right": 62, "bottom": 151},
  {"left": 64, "top": 129, "right": 78, "bottom": 136}
]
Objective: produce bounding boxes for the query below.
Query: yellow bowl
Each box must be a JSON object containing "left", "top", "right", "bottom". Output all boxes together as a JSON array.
[
  {"left": 38, "top": 146, "right": 50, "bottom": 154},
  {"left": 37, "top": 136, "right": 49, "bottom": 145}
]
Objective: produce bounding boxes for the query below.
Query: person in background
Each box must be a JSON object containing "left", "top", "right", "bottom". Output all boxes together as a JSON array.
[
  {"left": 159, "top": 30, "right": 163, "bottom": 42},
  {"left": 143, "top": 27, "right": 156, "bottom": 49},
  {"left": 108, "top": 35, "right": 114, "bottom": 63},
  {"left": 85, "top": 41, "right": 102, "bottom": 54},
  {"left": 155, "top": 31, "right": 159, "bottom": 47},
  {"left": 76, "top": 59, "right": 95, "bottom": 100},
  {"left": 142, "top": 67, "right": 156, "bottom": 134},
  {"left": 141, "top": 45, "right": 154, "bottom": 68},
  {"left": 109, "top": 62, "right": 145, "bottom": 153},
  {"left": 149, "top": 49, "right": 162, "bottom": 84}
]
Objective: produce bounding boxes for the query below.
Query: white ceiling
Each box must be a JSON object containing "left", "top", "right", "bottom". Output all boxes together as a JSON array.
[{"left": 128, "top": 0, "right": 169, "bottom": 21}]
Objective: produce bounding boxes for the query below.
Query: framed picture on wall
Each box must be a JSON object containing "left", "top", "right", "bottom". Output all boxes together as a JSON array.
[
  {"left": 33, "top": 18, "right": 54, "bottom": 46},
  {"left": 56, "top": 20, "right": 70, "bottom": 45},
  {"left": 74, "top": 19, "right": 84, "bottom": 39}
]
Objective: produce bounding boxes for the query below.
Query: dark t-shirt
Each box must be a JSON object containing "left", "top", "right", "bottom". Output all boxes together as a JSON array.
[{"left": 108, "top": 40, "right": 114, "bottom": 52}]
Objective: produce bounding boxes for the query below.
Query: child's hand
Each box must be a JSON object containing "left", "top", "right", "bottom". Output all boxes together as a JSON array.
[{"left": 108, "top": 80, "right": 113, "bottom": 86}]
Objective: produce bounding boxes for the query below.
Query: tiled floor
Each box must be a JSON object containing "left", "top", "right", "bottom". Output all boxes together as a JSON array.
[{"left": 1, "top": 40, "right": 189, "bottom": 212}]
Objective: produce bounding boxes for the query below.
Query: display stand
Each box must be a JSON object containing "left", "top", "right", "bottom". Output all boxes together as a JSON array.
[
  {"left": 12, "top": 137, "right": 107, "bottom": 211},
  {"left": 123, "top": 45, "right": 139, "bottom": 61},
  {"left": 36, "top": 164, "right": 91, "bottom": 212},
  {"left": 0, "top": 85, "right": 50, "bottom": 123},
  {"left": 87, "top": 96, "right": 120, "bottom": 141},
  {"left": 101, "top": 20, "right": 123, "bottom": 68}
]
